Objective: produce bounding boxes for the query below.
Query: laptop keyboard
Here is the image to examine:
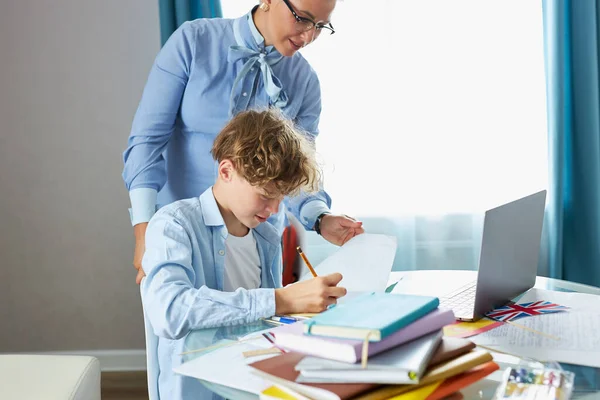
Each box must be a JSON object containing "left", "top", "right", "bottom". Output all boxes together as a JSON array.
[{"left": 439, "top": 281, "right": 477, "bottom": 319}]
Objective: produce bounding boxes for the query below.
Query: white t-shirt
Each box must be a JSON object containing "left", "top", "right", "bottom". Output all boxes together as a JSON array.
[{"left": 223, "top": 229, "right": 261, "bottom": 292}]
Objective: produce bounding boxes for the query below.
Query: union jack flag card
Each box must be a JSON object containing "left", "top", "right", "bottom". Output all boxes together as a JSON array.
[{"left": 485, "top": 300, "right": 569, "bottom": 322}]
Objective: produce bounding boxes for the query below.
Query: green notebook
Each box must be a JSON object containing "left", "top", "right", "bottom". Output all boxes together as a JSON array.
[{"left": 303, "top": 292, "right": 439, "bottom": 342}]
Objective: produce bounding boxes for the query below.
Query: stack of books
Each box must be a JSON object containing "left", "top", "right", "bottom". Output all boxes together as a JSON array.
[{"left": 249, "top": 292, "right": 499, "bottom": 400}]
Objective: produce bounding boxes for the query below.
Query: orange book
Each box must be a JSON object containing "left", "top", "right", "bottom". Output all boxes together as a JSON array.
[
  {"left": 355, "top": 350, "right": 493, "bottom": 400},
  {"left": 387, "top": 361, "right": 499, "bottom": 400}
]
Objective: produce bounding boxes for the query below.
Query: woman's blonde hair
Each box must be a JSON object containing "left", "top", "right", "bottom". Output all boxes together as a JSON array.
[{"left": 211, "top": 108, "right": 321, "bottom": 197}]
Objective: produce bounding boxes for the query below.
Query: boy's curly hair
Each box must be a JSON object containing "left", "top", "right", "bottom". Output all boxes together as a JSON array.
[{"left": 211, "top": 108, "right": 321, "bottom": 197}]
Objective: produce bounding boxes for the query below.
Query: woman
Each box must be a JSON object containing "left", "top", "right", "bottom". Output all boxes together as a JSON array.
[{"left": 123, "top": 0, "right": 364, "bottom": 284}]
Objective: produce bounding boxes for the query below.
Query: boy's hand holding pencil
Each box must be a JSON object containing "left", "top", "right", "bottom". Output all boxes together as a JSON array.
[{"left": 274, "top": 247, "right": 346, "bottom": 314}]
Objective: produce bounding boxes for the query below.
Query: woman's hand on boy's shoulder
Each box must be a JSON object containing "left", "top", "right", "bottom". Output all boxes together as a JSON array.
[
  {"left": 274, "top": 273, "right": 346, "bottom": 314},
  {"left": 319, "top": 214, "right": 365, "bottom": 246}
]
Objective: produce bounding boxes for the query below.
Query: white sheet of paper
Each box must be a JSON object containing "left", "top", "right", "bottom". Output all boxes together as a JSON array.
[
  {"left": 300, "top": 233, "right": 397, "bottom": 293},
  {"left": 237, "top": 328, "right": 279, "bottom": 345},
  {"left": 471, "top": 311, "right": 600, "bottom": 368},
  {"left": 174, "top": 341, "right": 276, "bottom": 394},
  {"left": 518, "top": 287, "right": 600, "bottom": 311}
]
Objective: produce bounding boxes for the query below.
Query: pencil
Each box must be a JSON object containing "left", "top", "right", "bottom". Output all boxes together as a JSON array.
[{"left": 296, "top": 246, "right": 318, "bottom": 277}]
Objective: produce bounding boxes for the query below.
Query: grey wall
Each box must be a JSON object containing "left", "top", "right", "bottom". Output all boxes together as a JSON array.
[{"left": 0, "top": 1, "right": 160, "bottom": 351}]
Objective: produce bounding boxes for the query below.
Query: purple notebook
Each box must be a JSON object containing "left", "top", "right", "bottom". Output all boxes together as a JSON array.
[{"left": 272, "top": 309, "right": 455, "bottom": 363}]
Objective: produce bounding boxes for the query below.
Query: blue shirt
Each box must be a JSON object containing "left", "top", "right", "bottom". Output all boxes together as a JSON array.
[
  {"left": 122, "top": 9, "right": 331, "bottom": 232},
  {"left": 141, "top": 187, "right": 282, "bottom": 400}
]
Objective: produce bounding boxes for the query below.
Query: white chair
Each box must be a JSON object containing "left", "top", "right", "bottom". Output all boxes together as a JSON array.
[
  {"left": 0, "top": 354, "right": 100, "bottom": 400},
  {"left": 141, "top": 280, "right": 160, "bottom": 400}
]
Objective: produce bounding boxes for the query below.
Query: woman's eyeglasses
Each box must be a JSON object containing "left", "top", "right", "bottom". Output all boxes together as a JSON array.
[{"left": 281, "top": 0, "right": 335, "bottom": 35}]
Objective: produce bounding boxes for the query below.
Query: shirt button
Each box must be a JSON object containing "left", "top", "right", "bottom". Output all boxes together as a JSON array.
[
  {"left": 218, "top": 250, "right": 225, "bottom": 256},
  {"left": 242, "top": 92, "right": 247, "bottom": 97}
]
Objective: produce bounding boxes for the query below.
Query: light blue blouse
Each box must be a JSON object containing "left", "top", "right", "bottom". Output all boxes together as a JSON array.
[{"left": 122, "top": 9, "right": 331, "bottom": 233}]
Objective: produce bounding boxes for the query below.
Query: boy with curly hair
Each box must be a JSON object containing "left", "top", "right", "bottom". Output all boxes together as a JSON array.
[{"left": 141, "top": 108, "right": 346, "bottom": 399}]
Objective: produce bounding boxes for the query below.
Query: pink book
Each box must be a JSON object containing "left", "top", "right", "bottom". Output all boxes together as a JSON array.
[{"left": 272, "top": 309, "right": 455, "bottom": 363}]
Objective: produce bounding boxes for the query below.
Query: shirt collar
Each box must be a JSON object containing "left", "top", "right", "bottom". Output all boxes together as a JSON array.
[
  {"left": 199, "top": 187, "right": 225, "bottom": 227},
  {"left": 199, "top": 186, "right": 280, "bottom": 246},
  {"left": 238, "top": 6, "right": 278, "bottom": 55}
]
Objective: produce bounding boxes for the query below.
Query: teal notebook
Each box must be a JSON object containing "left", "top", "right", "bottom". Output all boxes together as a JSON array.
[{"left": 303, "top": 292, "right": 439, "bottom": 342}]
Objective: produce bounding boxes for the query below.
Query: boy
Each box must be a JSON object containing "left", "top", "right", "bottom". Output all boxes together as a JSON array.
[{"left": 141, "top": 109, "right": 347, "bottom": 399}]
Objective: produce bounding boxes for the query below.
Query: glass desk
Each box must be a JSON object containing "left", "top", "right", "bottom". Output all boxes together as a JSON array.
[{"left": 182, "top": 270, "right": 600, "bottom": 399}]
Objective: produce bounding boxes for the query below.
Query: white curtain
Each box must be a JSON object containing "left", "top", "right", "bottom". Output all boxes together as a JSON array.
[{"left": 223, "top": 1, "right": 548, "bottom": 271}]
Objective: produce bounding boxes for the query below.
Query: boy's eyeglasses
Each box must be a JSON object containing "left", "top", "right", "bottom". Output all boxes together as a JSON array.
[{"left": 281, "top": 0, "right": 335, "bottom": 35}]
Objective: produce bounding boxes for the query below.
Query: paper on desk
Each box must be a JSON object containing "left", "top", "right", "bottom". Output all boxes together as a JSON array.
[
  {"left": 235, "top": 326, "right": 281, "bottom": 344},
  {"left": 174, "top": 341, "right": 276, "bottom": 394},
  {"left": 471, "top": 311, "right": 600, "bottom": 368},
  {"left": 518, "top": 288, "right": 600, "bottom": 312},
  {"left": 300, "top": 233, "right": 397, "bottom": 293}
]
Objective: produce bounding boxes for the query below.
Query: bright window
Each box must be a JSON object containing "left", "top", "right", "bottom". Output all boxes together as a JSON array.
[
  {"left": 223, "top": 1, "right": 547, "bottom": 216},
  {"left": 222, "top": 1, "right": 548, "bottom": 271}
]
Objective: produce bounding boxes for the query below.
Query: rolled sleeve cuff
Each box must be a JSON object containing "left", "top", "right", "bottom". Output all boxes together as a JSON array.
[
  {"left": 129, "top": 188, "right": 158, "bottom": 226},
  {"left": 299, "top": 200, "right": 331, "bottom": 231},
  {"left": 251, "top": 288, "right": 276, "bottom": 320}
]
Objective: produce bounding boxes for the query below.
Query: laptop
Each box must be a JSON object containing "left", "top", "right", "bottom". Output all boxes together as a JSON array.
[{"left": 439, "top": 190, "right": 547, "bottom": 321}]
